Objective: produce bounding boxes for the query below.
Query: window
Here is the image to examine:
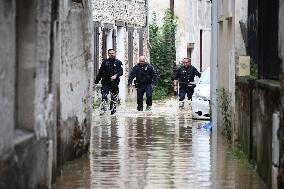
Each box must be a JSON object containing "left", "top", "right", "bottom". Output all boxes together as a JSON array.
[
  {"left": 138, "top": 28, "right": 144, "bottom": 56},
  {"left": 94, "top": 25, "right": 100, "bottom": 77},
  {"left": 248, "top": 0, "right": 280, "bottom": 80},
  {"left": 258, "top": 0, "right": 280, "bottom": 79},
  {"left": 112, "top": 29, "right": 117, "bottom": 51},
  {"left": 128, "top": 28, "right": 134, "bottom": 70},
  {"left": 102, "top": 28, "right": 107, "bottom": 60},
  {"left": 16, "top": 0, "right": 37, "bottom": 131}
]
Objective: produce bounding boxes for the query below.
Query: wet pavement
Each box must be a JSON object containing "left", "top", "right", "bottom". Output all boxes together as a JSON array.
[{"left": 53, "top": 99, "right": 267, "bottom": 189}]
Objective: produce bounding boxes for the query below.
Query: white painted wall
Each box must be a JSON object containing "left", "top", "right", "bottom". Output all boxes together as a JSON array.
[
  {"left": 202, "top": 29, "right": 212, "bottom": 71},
  {"left": 148, "top": 0, "right": 212, "bottom": 71},
  {"left": 106, "top": 30, "right": 113, "bottom": 51},
  {"left": 211, "top": 0, "right": 218, "bottom": 129},
  {"left": 148, "top": 0, "right": 170, "bottom": 26},
  {"left": 175, "top": 0, "right": 211, "bottom": 71},
  {"left": 175, "top": 0, "right": 186, "bottom": 66},
  {"left": 117, "top": 27, "right": 126, "bottom": 104},
  {"left": 235, "top": 0, "right": 248, "bottom": 55}
]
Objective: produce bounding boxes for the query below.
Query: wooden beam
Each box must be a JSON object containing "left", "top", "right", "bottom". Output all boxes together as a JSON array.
[{"left": 170, "top": 0, "right": 174, "bottom": 17}]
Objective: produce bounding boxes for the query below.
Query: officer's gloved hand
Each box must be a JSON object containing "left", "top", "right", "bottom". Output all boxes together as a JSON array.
[
  {"left": 111, "top": 74, "right": 117, "bottom": 81},
  {"left": 174, "top": 85, "right": 178, "bottom": 92},
  {"left": 128, "top": 84, "right": 132, "bottom": 93}
]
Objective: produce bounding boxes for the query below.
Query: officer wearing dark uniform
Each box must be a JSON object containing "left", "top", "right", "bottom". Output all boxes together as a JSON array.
[
  {"left": 95, "top": 49, "right": 123, "bottom": 115},
  {"left": 128, "top": 56, "right": 157, "bottom": 111},
  {"left": 174, "top": 57, "right": 201, "bottom": 109}
]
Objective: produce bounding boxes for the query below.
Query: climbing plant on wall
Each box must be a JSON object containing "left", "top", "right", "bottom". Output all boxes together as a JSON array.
[
  {"left": 217, "top": 88, "right": 232, "bottom": 145},
  {"left": 149, "top": 10, "right": 177, "bottom": 98}
]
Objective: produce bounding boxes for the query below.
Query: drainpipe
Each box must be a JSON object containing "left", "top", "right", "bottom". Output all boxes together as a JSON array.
[
  {"left": 272, "top": 112, "right": 280, "bottom": 189},
  {"left": 200, "top": 29, "right": 203, "bottom": 72},
  {"left": 248, "top": 79, "right": 255, "bottom": 160}
]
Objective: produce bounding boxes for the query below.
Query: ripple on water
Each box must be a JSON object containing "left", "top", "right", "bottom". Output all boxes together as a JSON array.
[{"left": 53, "top": 100, "right": 267, "bottom": 189}]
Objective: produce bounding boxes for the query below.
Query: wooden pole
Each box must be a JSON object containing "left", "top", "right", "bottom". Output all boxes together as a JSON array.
[{"left": 170, "top": 0, "right": 177, "bottom": 96}]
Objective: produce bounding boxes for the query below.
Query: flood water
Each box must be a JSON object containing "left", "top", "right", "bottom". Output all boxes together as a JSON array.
[{"left": 53, "top": 100, "right": 267, "bottom": 189}]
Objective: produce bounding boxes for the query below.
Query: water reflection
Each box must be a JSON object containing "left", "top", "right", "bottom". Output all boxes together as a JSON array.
[{"left": 53, "top": 102, "right": 267, "bottom": 189}]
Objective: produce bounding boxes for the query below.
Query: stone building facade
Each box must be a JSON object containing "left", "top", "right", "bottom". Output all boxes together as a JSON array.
[
  {"left": 93, "top": 0, "right": 148, "bottom": 103},
  {"left": 211, "top": 0, "right": 284, "bottom": 188},
  {"left": 148, "top": 0, "right": 211, "bottom": 71},
  {"left": 175, "top": 0, "right": 211, "bottom": 71},
  {"left": 0, "top": 0, "right": 94, "bottom": 188},
  {"left": 211, "top": 0, "right": 248, "bottom": 129}
]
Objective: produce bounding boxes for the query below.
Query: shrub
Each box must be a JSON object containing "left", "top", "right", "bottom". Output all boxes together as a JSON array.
[
  {"left": 149, "top": 10, "right": 177, "bottom": 95},
  {"left": 152, "top": 87, "right": 168, "bottom": 100}
]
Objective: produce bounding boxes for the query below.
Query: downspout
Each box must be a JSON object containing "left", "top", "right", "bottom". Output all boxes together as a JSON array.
[
  {"left": 248, "top": 79, "right": 255, "bottom": 161},
  {"left": 200, "top": 29, "right": 203, "bottom": 72}
]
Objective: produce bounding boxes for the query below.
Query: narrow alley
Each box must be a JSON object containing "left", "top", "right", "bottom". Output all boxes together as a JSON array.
[
  {"left": 1, "top": 0, "right": 284, "bottom": 188},
  {"left": 53, "top": 101, "right": 266, "bottom": 189}
]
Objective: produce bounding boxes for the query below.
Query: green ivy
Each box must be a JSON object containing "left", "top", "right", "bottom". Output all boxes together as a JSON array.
[
  {"left": 244, "top": 59, "right": 258, "bottom": 80},
  {"left": 152, "top": 86, "right": 168, "bottom": 100},
  {"left": 249, "top": 62, "right": 258, "bottom": 80},
  {"left": 149, "top": 10, "right": 177, "bottom": 96},
  {"left": 217, "top": 88, "right": 232, "bottom": 145},
  {"left": 93, "top": 97, "right": 121, "bottom": 110},
  {"left": 93, "top": 97, "right": 101, "bottom": 109}
]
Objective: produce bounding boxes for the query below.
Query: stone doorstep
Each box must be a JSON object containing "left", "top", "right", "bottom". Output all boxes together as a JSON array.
[
  {"left": 256, "top": 79, "right": 280, "bottom": 90},
  {"left": 13, "top": 128, "right": 34, "bottom": 146},
  {"left": 236, "top": 77, "right": 281, "bottom": 90}
]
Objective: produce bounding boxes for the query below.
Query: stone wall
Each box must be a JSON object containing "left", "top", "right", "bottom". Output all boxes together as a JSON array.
[
  {"left": 58, "top": 0, "right": 93, "bottom": 163},
  {"left": 0, "top": 0, "right": 17, "bottom": 187},
  {"left": 0, "top": 0, "right": 94, "bottom": 188},
  {"left": 254, "top": 80, "right": 280, "bottom": 188},
  {"left": 236, "top": 78, "right": 281, "bottom": 188},
  {"left": 278, "top": 0, "right": 284, "bottom": 187},
  {"left": 235, "top": 78, "right": 250, "bottom": 156},
  {"left": 93, "top": 0, "right": 146, "bottom": 27},
  {"left": 0, "top": 1, "right": 53, "bottom": 188},
  {"left": 93, "top": 0, "right": 148, "bottom": 103},
  {"left": 93, "top": 0, "right": 147, "bottom": 65},
  {"left": 0, "top": 0, "right": 15, "bottom": 157}
]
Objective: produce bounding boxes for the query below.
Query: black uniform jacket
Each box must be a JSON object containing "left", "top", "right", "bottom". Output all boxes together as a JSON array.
[
  {"left": 128, "top": 63, "right": 157, "bottom": 86},
  {"left": 174, "top": 65, "right": 201, "bottom": 88},
  {"left": 95, "top": 58, "right": 123, "bottom": 85}
]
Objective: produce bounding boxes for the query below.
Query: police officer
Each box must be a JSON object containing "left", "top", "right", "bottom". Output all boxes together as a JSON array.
[
  {"left": 128, "top": 56, "right": 157, "bottom": 111},
  {"left": 174, "top": 57, "right": 201, "bottom": 109},
  {"left": 94, "top": 49, "right": 123, "bottom": 115}
]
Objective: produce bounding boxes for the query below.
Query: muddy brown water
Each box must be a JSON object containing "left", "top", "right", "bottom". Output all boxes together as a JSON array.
[{"left": 53, "top": 101, "right": 267, "bottom": 189}]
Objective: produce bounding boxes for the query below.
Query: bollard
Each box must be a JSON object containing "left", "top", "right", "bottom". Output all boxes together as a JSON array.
[
  {"left": 272, "top": 112, "right": 280, "bottom": 189},
  {"left": 47, "top": 140, "right": 53, "bottom": 189}
]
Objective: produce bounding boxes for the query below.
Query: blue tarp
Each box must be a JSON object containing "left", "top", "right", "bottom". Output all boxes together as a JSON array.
[{"left": 201, "top": 122, "right": 212, "bottom": 132}]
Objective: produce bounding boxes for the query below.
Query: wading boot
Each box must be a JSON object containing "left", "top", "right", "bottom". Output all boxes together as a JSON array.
[
  {"left": 146, "top": 105, "right": 152, "bottom": 111},
  {"left": 179, "top": 101, "right": 184, "bottom": 110},
  {"left": 100, "top": 100, "right": 107, "bottom": 115}
]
